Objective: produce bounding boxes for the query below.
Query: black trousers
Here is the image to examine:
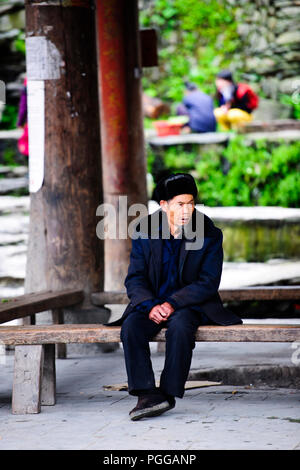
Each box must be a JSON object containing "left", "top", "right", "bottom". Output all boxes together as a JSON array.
[{"left": 120, "top": 307, "right": 211, "bottom": 399}]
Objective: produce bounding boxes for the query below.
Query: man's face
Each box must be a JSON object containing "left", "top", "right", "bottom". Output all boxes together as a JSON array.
[
  {"left": 216, "top": 77, "right": 231, "bottom": 92},
  {"left": 160, "top": 194, "right": 195, "bottom": 231}
]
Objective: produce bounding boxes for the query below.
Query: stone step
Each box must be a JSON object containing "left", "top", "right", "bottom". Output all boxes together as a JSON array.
[
  {"left": 0, "top": 129, "right": 22, "bottom": 140},
  {"left": 149, "top": 202, "right": 300, "bottom": 262},
  {"left": 0, "top": 176, "right": 28, "bottom": 194},
  {"left": 244, "top": 129, "right": 300, "bottom": 143},
  {"left": 0, "top": 165, "right": 28, "bottom": 177},
  {"left": 241, "top": 119, "right": 300, "bottom": 133},
  {"left": 146, "top": 128, "right": 300, "bottom": 147},
  {"left": 0, "top": 195, "right": 29, "bottom": 214},
  {"left": 146, "top": 131, "right": 230, "bottom": 146}
]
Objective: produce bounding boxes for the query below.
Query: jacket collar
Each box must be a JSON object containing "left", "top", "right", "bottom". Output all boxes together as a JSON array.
[{"left": 149, "top": 208, "right": 198, "bottom": 288}]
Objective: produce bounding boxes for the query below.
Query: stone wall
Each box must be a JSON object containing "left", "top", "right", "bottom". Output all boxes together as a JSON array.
[{"left": 235, "top": 0, "right": 300, "bottom": 99}]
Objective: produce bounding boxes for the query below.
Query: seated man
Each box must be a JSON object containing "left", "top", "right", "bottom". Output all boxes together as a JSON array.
[
  {"left": 214, "top": 69, "right": 259, "bottom": 130},
  {"left": 107, "top": 173, "right": 242, "bottom": 421},
  {"left": 176, "top": 82, "right": 217, "bottom": 133}
]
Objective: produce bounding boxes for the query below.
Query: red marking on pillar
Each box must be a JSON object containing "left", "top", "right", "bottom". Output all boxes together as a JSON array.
[{"left": 96, "top": 0, "right": 130, "bottom": 193}]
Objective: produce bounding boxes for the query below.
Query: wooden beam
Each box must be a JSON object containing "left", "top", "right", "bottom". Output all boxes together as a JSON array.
[
  {"left": 0, "top": 324, "right": 299, "bottom": 345},
  {"left": 140, "top": 29, "right": 158, "bottom": 67},
  {"left": 0, "top": 289, "right": 84, "bottom": 324},
  {"left": 91, "top": 286, "right": 300, "bottom": 306}
]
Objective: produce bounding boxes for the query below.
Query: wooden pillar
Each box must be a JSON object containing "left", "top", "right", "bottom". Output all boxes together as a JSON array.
[
  {"left": 24, "top": 0, "right": 110, "bottom": 350},
  {"left": 96, "top": 0, "right": 148, "bottom": 291}
]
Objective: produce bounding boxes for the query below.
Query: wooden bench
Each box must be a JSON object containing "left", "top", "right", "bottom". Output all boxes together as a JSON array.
[
  {"left": 0, "top": 286, "right": 300, "bottom": 414},
  {"left": 1, "top": 323, "right": 300, "bottom": 414}
]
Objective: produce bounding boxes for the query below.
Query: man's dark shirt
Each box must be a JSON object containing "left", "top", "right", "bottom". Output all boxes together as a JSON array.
[
  {"left": 135, "top": 230, "right": 213, "bottom": 325},
  {"left": 135, "top": 233, "right": 182, "bottom": 314}
]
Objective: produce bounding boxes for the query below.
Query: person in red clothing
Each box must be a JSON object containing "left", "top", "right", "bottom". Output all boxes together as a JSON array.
[
  {"left": 17, "top": 77, "right": 28, "bottom": 156},
  {"left": 214, "top": 70, "right": 259, "bottom": 130}
]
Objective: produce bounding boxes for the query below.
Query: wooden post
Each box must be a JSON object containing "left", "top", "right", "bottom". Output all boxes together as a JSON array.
[
  {"left": 12, "top": 345, "right": 44, "bottom": 414},
  {"left": 96, "top": 0, "right": 148, "bottom": 292},
  {"left": 41, "top": 344, "right": 56, "bottom": 406},
  {"left": 24, "top": 0, "right": 110, "bottom": 352},
  {"left": 12, "top": 344, "right": 55, "bottom": 413},
  {"left": 52, "top": 308, "right": 66, "bottom": 359}
]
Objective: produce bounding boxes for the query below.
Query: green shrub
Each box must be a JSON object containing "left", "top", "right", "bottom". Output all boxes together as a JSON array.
[
  {"left": 148, "top": 137, "right": 300, "bottom": 207},
  {"left": 279, "top": 94, "right": 300, "bottom": 120},
  {"left": 0, "top": 104, "right": 18, "bottom": 130},
  {"left": 13, "top": 33, "right": 26, "bottom": 55},
  {"left": 198, "top": 137, "right": 300, "bottom": 207},
  {"left": 163, "top": 147, "right": 196, "bottom": 170}
]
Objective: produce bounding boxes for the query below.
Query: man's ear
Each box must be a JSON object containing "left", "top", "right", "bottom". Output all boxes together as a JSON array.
[{"left": 160, "top": 200, "right": 168, "bottom": 212}]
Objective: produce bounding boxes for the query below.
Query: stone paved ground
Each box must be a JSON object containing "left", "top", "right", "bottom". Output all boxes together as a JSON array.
[{"left": 0, "top": 342, "right": 299, "bottom": 451}]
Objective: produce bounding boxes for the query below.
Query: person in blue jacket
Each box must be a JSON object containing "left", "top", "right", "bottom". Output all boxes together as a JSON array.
[
  {"left": 107, "top": 173, "right": 242, "bottom": 421},
  {"left": 176, "top": 82, "right": 216, "bottom": 133}
]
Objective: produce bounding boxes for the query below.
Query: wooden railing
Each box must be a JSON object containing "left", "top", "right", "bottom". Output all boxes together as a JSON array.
[
  {"left": 0, "top": 289, "right": 84, "bottom": 358},
  {"left": 91, "top": 286, "right": 300, "bottom": 304},
  {"left": 1, "top": 285, "right": 299, "bottom": 327},
  {"left": 91, "top": 286, "right": 300, "bottom": 319},
  {"left": 0, "top": 289, "right": 84, "bottom": 325}
]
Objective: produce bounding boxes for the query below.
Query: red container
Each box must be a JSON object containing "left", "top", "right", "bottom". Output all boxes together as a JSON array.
[{"left": 153, "top": 120, "right": 182, "bottom": 136}]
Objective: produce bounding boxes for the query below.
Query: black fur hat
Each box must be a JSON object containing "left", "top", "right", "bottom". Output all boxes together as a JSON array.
[
  {"left": 152, "top": 173, "right": 198, "bottom": 203},
  {"left": 216, "top": 69, "right": 234, "bottom": 82}
]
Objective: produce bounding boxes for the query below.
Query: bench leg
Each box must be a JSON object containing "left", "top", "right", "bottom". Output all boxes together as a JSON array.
[
  {"left": 12, "top": 345, "right": 44, "bottom": 414},
  {"left": 41, "top": 344, "right": 56, "bottom": 406},
  {"left": 52, "top": 308, "right": 67, "bottom": 359}
]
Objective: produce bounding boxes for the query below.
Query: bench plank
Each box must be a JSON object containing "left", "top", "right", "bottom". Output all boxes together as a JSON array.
[
  {"left": 0, "top": 289, "right": 84, "bottom": 324},
  {"left": 0, "top": 323, "right": 299, "bottom": 344},
  {"left": 91, "top": 286, "right": 300, "bottom": 306}
]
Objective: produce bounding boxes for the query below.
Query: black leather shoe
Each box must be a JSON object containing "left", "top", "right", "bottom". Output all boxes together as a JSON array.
[
  {"left": 158, "top": 387, "right": 176, "bottom": 409},
  {"left": 129, "top": 393, "right": 174, "bottom": 421},
  {"left": 165, "top": 394, "right": 176, "bottom": 409}
]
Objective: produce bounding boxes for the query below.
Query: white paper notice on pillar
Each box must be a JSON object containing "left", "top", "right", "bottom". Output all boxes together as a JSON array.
[{"left": 27, "top": 80, "right": 45, "bottom": 193}]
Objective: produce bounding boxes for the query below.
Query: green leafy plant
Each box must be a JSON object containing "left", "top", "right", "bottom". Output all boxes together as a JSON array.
[
  {"left": 0, "top": 104, "right": 18, "bottom": 130},
  {"left": 197, "top": 137, "right": 300, "bottom": 207},
  {"left": 3, "top": 146, "right": 18, "bottom": 166},
  {"left": 13, "top": 32, "right": 26, "bottom": 55},
  {"left": 279, "top": 93, "right": 300, "bottom": 120},
  {"left": 163, "top": 146, "right": 196, "bottom": 170},
  {"left": 148, "top": 137, "right": 300, "bottom": 207}
]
